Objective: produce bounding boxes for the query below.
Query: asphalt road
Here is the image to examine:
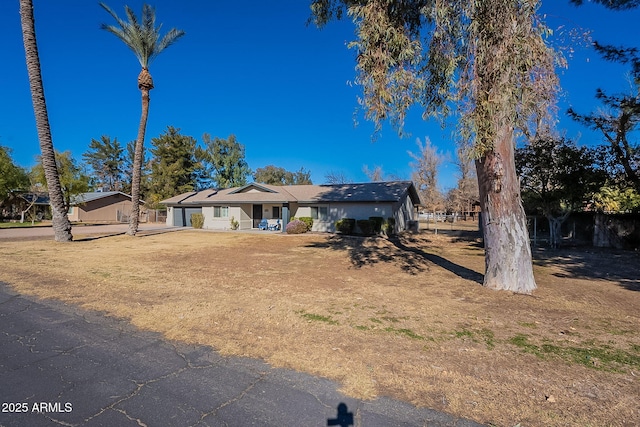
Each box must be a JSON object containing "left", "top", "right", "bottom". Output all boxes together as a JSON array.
[
  {"left": 0, "top": 223, "right": 175, "bottom": 241},
  {"left": 0, "top": 283, "right": 485, "bottom": 427}
]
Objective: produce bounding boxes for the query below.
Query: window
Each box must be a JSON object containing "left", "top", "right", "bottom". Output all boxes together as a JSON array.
[
  {"left": 310, "top": 206, "right": 328, "bottom": 220},
  {"left": 273, "top": 206, "right": 280, "bottom": 218},
  {"left": 68, "top": 206, "right": 74, "bottom": 214},
  {"left": 213, "top": 206, "right": 228, "bottom": 218}
]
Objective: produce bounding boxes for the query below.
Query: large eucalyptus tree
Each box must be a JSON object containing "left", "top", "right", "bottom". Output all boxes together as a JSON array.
[
  {"left": 19, "top": 0, "right": 73, "bottom": 242},
  {"left": 100, "top": 3, "right": 184, "bottom": 235},
  {"left": 311, "top": 0, "right": 560, "bottom": 293}
]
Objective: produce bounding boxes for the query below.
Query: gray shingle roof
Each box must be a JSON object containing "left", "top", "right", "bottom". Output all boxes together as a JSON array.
[
  {"left": 160, "top": 181, "right": 421, "bottom": 206},
  {"left": 70, "top": 191, "right": 138, "bottom": 205},
  {"left": 18, "top": 192, "right": 50, "bottom": 205},
  {"left": 17, "top": 191, "right": 139, "bottom": 206}
]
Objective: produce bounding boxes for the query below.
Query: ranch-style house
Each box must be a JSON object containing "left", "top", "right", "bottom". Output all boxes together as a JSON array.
[{"left": 161, "top": 181, "right": 422, "bottom": 233}]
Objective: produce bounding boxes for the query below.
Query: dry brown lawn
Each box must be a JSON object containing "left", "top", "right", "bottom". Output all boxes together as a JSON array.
[{"left": 1, "top": 227, "right": 639, "bottom": 427}]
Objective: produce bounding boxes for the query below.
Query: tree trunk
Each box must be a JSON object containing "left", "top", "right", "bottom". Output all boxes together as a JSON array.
[
  {"left": 19, "top": 196, "right": 36, "bottom": 224},
  {"left": 19, "top": 0, "right": 72, "bottom": 242},
  {"left": 546, "top": 211, "right": 571, "bottom": 249},
  {"left": 127, "top": 87, "right": 150, "bottom": 236},
  {"left": 548, "top": 217, "right": 561, "bottom": 249},
  {"left": 475, "top": 126, "right": 536, "bottom": 293}
]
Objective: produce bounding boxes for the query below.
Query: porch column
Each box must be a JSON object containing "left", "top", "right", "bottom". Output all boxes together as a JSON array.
[{"left": 282, "top": 203, "right": 290, "bottom": 233}]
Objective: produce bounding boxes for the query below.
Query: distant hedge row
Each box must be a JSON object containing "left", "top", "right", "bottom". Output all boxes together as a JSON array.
[
  {"left": 190, "top": 212, "right": 397, "bottom": 236},
  {"left": 336, "top": 216, "right": 396, "bottom": 236}
]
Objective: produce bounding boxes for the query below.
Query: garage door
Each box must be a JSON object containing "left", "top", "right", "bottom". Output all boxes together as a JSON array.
[{"left": 173, "top": 207, "right": 202, "bottom": 227}]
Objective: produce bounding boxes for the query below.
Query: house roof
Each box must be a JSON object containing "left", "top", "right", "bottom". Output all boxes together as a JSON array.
[
  {"left": 286, "top": 181, "right": 421, "bottom": 204},
  {"left": 18, "top": 192, "right": 50, "bottom": 205},
  {"left": 160, "top": 191, "right": 199, "bottom": 205},
  {"left": 160, "top": 181, "right": 422, "bottom": 206},
  {"left": 70, "top": 191, "right": 138, "bottom": 205},
  {"left": 14, "top": 191, "right": 143, "bottom": 207}
]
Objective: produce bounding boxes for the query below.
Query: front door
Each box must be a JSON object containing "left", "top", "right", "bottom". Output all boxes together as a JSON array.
[{"left": 252, "top": 204, "right": 262, "bottom": 228}]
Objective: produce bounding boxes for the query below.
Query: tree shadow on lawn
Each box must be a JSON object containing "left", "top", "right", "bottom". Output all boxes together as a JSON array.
[
  {"left": 74, "top": 232, "right": 126, "bottom": 241},
  {"left": 534, "top": 248, "right": 640, "bottom": 292},
  {"left": 74, "top": 228, "right": 183, "bottom": 242},
  {"left": 429, "top": 229, "right": 485, "bottom": 248},
  {"left": 307, "top": 233, "right": 484, "bottom": 284}
]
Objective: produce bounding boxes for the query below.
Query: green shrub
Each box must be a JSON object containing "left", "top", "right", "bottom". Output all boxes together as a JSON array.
[
  {"left": 335, "top": 218, "right": 356, "bottom": 234},
  {"left": 298, "top": 216, "right": 313, "bottom": 231},
  {"left": 369, "top": 216, "right": 384, "bottom": 234},
  {"left": 191, "top": 213, "right": 204, "bottom": 229},
  {"left": 230, "top": 216, "right": 239, "bottom": 230},
  {"left": 356, "top": 219, "right": 374, "bottom": 236},
  {"left": 383, "top": 217, "right": 396, "bottom": 235},
  {"left": 286, "top": 219, "right": 308, "bottom": 234}
]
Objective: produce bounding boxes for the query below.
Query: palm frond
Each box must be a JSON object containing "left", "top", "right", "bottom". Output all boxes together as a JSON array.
[
  {"left": 99, "top": 3, "right": 127, "bottom": 30},
  {"left": 142, "top": 4, "right": 155, "bottom": 32},
  {"left": 100, "top": 2, "right": 184, "bottom": 69},
  {"left": 124, "top": 5, "right": 140, "bottom": 32},
  {"left": 156, "top": 28, "right": 186, "bottom": 56}
]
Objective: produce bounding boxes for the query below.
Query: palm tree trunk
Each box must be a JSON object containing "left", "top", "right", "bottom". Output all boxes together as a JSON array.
[
  {"left": 127, "top": 88, "right": 150, "bottom": 236},
  {"left": 19, "top": 0, "right": 72, "bottom": 242},
  {"left": 475, "top": 125, "right": 536, "bottom": 293}
]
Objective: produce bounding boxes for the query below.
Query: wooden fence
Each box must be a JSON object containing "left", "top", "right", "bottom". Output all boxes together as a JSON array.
[{"left": 527, "top": 212, "right": 640, "bottom": 250}]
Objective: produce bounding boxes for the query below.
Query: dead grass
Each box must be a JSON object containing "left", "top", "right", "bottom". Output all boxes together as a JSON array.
[{"left": 1, "top": 228, "right": 639, "bottom": 426}]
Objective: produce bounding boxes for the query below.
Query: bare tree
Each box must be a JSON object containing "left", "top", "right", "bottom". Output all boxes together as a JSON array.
[
  {"left": 324, "top": 170, "right": 352, "bottom": 184},
  {"left": 408, "top": 138, "right": 444, "bottom": 216},
  {"left": 453, "top": 144, "right": 479, "bottom": 219},
  {"left": 362, "top": 165, "right": 385, "bottom": 182}
]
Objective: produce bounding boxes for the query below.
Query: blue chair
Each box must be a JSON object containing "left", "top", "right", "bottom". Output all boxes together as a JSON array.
[
  {"left": 268, "top": 219, "right": 281, "bottom": 231},
  {"left": 258, "top": 218, "right": 269, "bottom": 230}
]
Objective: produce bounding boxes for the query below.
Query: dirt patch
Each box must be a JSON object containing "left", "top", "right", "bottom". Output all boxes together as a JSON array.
[{"left": 1, "top": 229, "right": 639, "bottom": 426}]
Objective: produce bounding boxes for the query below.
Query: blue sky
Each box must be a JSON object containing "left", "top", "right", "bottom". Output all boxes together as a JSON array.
[{"left": 1, "top": 1, "right": 638, "bottom": 189}]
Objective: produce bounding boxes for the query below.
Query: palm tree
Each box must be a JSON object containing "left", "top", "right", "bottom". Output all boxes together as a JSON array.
[
  {"left": 100, "top": 3, "right": 184, "bottom": 236},
  {"left": 19, "top": 0, "right": 73, "bottom": 242}
]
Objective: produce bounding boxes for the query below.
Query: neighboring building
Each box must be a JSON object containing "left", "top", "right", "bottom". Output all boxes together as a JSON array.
[
  {"left": 2, "top": 191, "right": 142, "bottom": 223},
  {"left": 68, "top": 192, "right": 140, "bottom": 223},
  {"left": 161, "top": 181, "right": 422, "bottom": 233},
  {"left": 5, "top": 192, "right": 51, "bottom": 222}
]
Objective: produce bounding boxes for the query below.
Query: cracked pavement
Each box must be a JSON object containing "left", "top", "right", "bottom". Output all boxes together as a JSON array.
[{"left": 0, "top": 283, "right": 484, "bottom": 427}]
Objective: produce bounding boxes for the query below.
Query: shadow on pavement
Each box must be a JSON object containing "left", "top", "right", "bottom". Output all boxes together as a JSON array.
[{"left": 327, "top": 402, "right": 354, "bottom": 426}]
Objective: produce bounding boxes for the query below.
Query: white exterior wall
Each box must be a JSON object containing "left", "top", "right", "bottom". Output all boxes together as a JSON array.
[
  {"left": 263, "top": 204, "right": 282, "bottom": 219},
  {"left": 230, "top": 206, "right": 245, "bottom": 230},
  {"left": 208, "top": 204, "right": 278, "bottom": 230},
  {"left": 200, "top": 206, "right": 233, "bottom": 230},
  {"left": 297, "top": 203, "right": 394, "bottom": 232},
  {"left": 200, "top": 205, "right": 252, "bottom": 230},
  {"left": 299, "top": 198, "right": 417, "bottom": 233},
  {"left": 165, "top": 193, "right": 417, "bottom": 233},
  {"left": 166, "top": 206, "right": 174, "bottom": 226},
  {"left": 393, "top": 194, "right": 417, "bottom": 232},
  {"left": 294, "top": 206, "right": 312, "bottom": 219},
  {"left": 236, "top": 205, "right": 251, "bottom": 229},
  {"left": 202, "top": 206, "right": 215, "bottom": 228}
]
